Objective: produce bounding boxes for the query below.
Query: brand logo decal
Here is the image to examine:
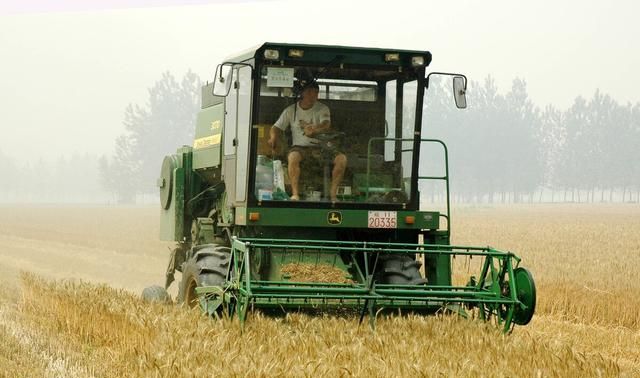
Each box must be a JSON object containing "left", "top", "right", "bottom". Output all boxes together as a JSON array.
[{"left": 327, "top": 211, "right": 342, "bottom": 225}]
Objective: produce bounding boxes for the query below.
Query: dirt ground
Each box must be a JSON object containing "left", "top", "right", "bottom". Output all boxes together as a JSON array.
[{"left": 0, "top": 205, "right": 173, "bottom": 296}]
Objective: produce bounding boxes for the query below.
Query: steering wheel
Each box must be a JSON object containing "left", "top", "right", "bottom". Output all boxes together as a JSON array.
[
  {"left": 312, "top": 130, "right": 345, "bottom": 159},
  {"left": 313, "top": 130, "right": 345, "bottom": 142}
]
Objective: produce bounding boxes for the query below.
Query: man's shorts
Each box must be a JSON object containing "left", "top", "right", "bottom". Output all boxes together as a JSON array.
[{"left": 287, "top": 145, "right": 344, "bottom": 162}]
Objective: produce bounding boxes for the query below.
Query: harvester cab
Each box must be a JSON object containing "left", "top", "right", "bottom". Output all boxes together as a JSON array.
[{"left": 150, "top": 43, "right": 536, "bottom": 331}]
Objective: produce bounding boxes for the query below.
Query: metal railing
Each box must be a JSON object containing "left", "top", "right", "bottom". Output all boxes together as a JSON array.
[
  {"left": 211, "top": 237, "right": 525, "bottom": 332},
  {"left": 365, "top": 137, "right": 451, "bottom": 233}
]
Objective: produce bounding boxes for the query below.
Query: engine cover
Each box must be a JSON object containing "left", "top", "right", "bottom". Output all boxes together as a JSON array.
[{"left": 159, "top": 155, "right": 180, "bottom": 210}]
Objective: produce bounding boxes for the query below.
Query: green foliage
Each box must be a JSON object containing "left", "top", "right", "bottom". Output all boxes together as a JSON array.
[
  {"left": 99, "top": 71, "right": 201, "bottom": 203},
  {"left": 546, "top": 91, "right": 640, "bottom": 202}
]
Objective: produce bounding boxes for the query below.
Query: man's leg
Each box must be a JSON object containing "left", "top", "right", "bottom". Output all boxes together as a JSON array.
[
  {"left": 330, "top": 153, "right": 347, "bottom": 201},
  {"left": 288, "top": 150, "right": 303, "bottom": 200}
]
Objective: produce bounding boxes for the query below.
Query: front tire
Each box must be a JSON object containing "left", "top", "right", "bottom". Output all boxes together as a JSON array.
[{"left": 177, "top": 244, "right": 231, "bottom": 308}]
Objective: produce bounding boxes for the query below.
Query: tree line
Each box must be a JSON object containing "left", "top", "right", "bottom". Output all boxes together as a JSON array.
[
  {"left": 0, "top": 71, "right": 200, "bottom": 204},
  {"left": 0, "top": 152, "right": 106, "bottom": 203},
  {"left": 2, "top": 71, "right": 637, "bottom": 204},
  {"left": 421, "top": 77, "right": 640, "bottom": 203}
]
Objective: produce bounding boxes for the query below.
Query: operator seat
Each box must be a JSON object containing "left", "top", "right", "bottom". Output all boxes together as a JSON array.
[{"left": 295, "top": 131, "right": 345, "bottom": 200}]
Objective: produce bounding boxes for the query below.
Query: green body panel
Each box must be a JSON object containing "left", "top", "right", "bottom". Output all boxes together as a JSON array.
[
  {"left": 242, "top": 207, "right": 439, "bottom": 229},
  {"left": 193, "top": 148, "right": 220, "bottom": 171},
  {"left": 193, "top": 217, "right": 216, "bottom": 245},
  {"left": 430, "top": 232, "right": 452, "bottom": 286},
  {"left": 159, "top": 166, "right": 185, "bottom": 241},
  {"left": 194, "top": 103, "right": 224, "bottom": 140},
  {"left": 193, "top": 104, "right": 224, "bottom": 170},
  {"left": 159, "top": 146, "right": 192, "bottom": 241},
  {"left": 201, "top": 82, "right": 223, "bottom": 109}
]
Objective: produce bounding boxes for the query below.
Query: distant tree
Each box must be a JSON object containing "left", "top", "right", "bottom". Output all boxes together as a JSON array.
[
  {"left": 629, "top": 104, "right": 640, "bottom": 202},
  {"left": 611, "top": 102, "right": 640, "bottom": 202},
  {"left": 586, "top": 90, "right": 618, "bottom": 202},
  {"left": 469, "top": 76, "right": 509, "bottom": 202},
  {"left": 539, "top": 104, "right": 566, "bottom": 201},
  {"left": 100, "top": 71, "right": 201, "bottom": 202},
  {"left": 502, "top": 78, "right": 542, "bottom": 202},
  {"left": 555, "top": 96, "right": 587, "bottom": 201},
  {"left": 18, "top": 158, "right": 53, "bottom": 202},
  {"left": 99, "top": 135, "right": 142, "bottom": 203}
]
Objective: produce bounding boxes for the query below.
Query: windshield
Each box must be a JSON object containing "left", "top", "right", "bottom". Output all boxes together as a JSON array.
[{"left": 253, "top": 63, "right": 420, "bottom": 205}]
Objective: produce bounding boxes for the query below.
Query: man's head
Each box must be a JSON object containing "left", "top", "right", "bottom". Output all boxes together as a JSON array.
[{"left": 299, "top": 81, "right": 319, "bottom": 109}]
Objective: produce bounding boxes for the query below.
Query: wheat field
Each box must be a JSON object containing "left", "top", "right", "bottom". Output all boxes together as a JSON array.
[{"left": 0, "top": 204, "right": 638, "bottom": 377}]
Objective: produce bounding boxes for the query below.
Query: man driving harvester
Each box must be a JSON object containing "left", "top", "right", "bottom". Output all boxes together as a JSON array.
[{"left": 268, "top": 81, "right": 347, "bottom": 202}]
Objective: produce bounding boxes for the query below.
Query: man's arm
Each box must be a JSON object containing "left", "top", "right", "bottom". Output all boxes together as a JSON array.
[
  {"left": 269, "top": 105, "right": 291, "bottom": 149},
  {"left": 302, "top": 120, "right": 331, "bottom": 137},
  {"left": 268, "top": 126, "right": 283, "bottom": 149},
  {"left": 303, "top": 103, "right": 331, "bottom": 136}
]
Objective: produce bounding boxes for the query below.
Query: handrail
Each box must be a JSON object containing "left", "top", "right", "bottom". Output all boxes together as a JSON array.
[
  {"left": 365, "top": 137, "right": 450, "bottom": 234},
  {"left": 420, "top": 138, "right": 451, "bottom": 234}
]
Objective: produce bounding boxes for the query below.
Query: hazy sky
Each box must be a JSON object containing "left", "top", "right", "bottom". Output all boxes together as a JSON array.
[{"left": 1, "top": 0, "right": 638, "bottom": 163}]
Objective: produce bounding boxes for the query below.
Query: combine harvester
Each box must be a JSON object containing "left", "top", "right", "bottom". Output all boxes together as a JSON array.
[{"left": 144, "top": 43, "right": 536, "bottom": 332}]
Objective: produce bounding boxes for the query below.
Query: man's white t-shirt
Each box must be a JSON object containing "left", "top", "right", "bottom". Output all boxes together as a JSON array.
[{"left": 273, "top": 101, "right": 331, "bottom": 147}]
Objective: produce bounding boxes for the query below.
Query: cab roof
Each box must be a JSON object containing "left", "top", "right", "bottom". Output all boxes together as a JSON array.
[{"left": 224, "top": 42, "right": 432, "bottom": 67}]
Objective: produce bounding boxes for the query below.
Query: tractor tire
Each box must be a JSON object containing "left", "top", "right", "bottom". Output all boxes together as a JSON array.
[
  {"left": 141, "top": 285, "right": 172, "bottom": 303},
  {"left": 177, "top": 244, "right": 231, "bottom": 308},
  {"left": 379, "top": 255, "right": 428, "bottom": 285}
]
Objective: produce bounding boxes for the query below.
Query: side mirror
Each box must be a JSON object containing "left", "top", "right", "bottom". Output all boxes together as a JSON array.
[
  {"left": 453, "top": 76, "right": 467, "bottom": 109},
  {"left": 213, "top": 64, "right": 233, "bottom": 97}
]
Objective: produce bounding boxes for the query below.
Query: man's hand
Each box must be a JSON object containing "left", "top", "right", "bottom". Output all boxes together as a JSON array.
[
  {"left": 303, "top": 124, "right": 315, "bottom": 137},
  {"left": 300, "top": 120, "right": 315, "bottom": 137},
  {"left": 267, "top": 136, "right": 278, "bottom": 150},
  {"left": 268, "top": 125, "right": 282, "bottom": 152}
]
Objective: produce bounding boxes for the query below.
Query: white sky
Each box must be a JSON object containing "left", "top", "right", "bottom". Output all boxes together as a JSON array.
[{"left": 0, "top": 0, "right": 638, "bottom": 163}]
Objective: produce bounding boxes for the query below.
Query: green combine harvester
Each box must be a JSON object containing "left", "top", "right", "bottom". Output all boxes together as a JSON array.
[{"left": 144, "top": 43, "right": 536, "bottom": 332}]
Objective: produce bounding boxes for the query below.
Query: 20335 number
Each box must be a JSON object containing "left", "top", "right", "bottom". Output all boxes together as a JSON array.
[{"left": 367, "top": 211, "right": 397, "bottom": 228}]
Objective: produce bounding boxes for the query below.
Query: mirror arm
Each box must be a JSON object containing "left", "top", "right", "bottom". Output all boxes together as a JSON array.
[
  {"left": 212, "top": 61, "right": 255, "bottom": 97},
  {"left": 219, "top": 61, "right": 254, "bottom": 74},
  {"left": 425, "top": 72, "right": 467, "bottom": 90}
]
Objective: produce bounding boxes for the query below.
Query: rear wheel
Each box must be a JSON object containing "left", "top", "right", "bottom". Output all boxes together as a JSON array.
[
  {"left": 378, "top": 255, "right": 428, "bottom": 285},
  {"left": 177, "top": 244, "right": 231, "bottom": 308}
]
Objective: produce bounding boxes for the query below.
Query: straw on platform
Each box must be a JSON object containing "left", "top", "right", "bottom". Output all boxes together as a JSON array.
[{"left": 281, "top": 263, "right": 353, "bottom": 283}]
